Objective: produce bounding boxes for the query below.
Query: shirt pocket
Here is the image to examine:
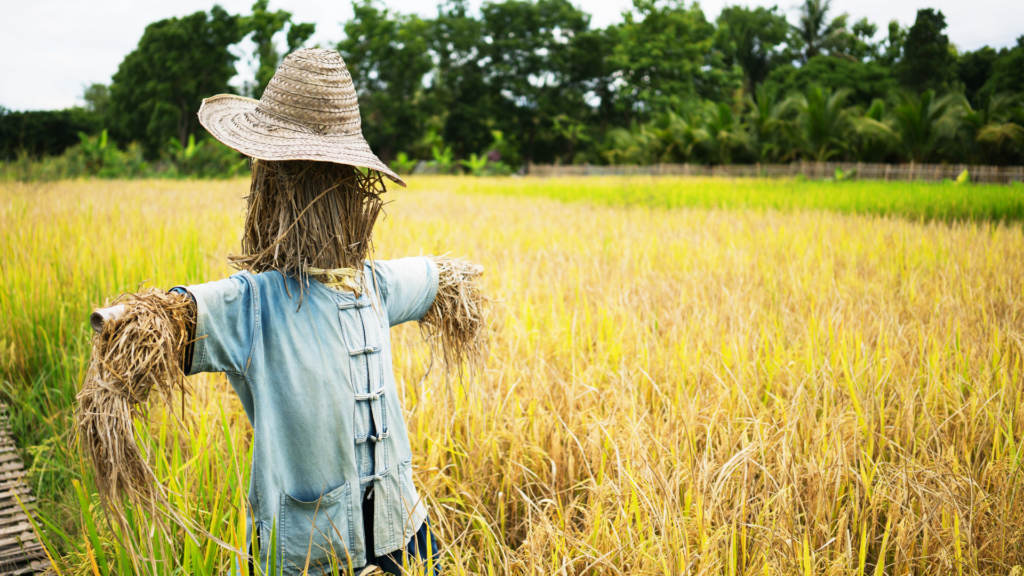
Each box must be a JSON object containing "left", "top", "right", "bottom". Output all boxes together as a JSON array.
[{"left": 278, "top": 482, "right": 352, "bottom": 576}]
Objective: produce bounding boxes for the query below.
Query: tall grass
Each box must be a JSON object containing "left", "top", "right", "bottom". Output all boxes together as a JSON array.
[
  {"left": 445, "top": 175, "right": 1024, "bottom": 222},
  {"left": 1, "top": 176, "right": 1023, "bottom": 574}
]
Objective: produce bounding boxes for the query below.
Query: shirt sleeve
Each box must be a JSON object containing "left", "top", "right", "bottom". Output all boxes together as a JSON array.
[
  {"left": 372, "top": 257, "right": 439, "bottom": 327},
  {"left": 171, "top": 273, "right": 258, "bottom": 376}
]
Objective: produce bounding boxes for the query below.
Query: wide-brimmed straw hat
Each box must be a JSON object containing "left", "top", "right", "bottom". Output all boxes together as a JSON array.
[{"left": 198, "top": 48, "right": 405, "bottom": 187}]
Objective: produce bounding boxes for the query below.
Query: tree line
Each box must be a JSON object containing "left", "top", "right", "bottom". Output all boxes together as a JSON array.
[{"left": 3, "top": 0, "right": 1023, "bottom": 173}]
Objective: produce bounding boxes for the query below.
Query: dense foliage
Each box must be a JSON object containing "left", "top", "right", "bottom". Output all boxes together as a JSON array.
[
  {"left": 3, "top": 0, "right": 1023, "bottom": 176},
  {"left": 0, "top": 107, "right": 102, "bottom": 159},
  {"left": 106, "top": 6, "right": 246, "bottom": 157}
]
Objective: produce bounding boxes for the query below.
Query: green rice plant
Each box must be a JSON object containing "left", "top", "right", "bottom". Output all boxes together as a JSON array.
[{"left": 435, "top": 174, "right": 1024, "bottom": 222}]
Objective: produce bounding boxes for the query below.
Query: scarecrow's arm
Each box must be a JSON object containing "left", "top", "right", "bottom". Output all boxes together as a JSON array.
[
  {"left": 89, "top": 289, "right": 197, "bottom": 372},
  {"left": 419, "top": 255, "right": 490, "bottom": 377},
  {"left": 80, "top": 288, "right": 196, "bottom": 507}
]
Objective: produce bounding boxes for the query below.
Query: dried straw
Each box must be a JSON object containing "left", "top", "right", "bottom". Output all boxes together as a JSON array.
[
  {"left": 230, "top": 159, "right": 387, "bottom": 296},
  {"left": 76, "top": 288, "right": 196, "bottom": 536},
  {"left": 421, "top": 256, "right": 490, "bottom": 379}
]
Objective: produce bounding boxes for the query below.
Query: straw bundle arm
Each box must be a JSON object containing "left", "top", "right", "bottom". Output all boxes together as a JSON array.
[
  {"left": 421, "top": 255, "right": 490, "bottom": 378},
  {"left": 78, "top": 288, "right": 195, "bottom": 515}
]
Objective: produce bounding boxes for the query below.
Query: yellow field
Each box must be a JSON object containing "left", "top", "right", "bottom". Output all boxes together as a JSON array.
[{"left": 2, "top": 177, "right": 1023, "bottom": 575}]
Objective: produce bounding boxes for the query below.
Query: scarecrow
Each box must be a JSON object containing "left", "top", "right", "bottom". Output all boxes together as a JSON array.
[{"left": 78, "top": 48, "right": 487, "bottom": 576}]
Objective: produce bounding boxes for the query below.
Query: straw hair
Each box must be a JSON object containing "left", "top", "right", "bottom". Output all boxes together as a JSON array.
[
  {"left": 198, "top": 48, "right": 405, "bottom": 186},
  {"left": 229, "top": 159, "right": 386, "bottom": 294}
]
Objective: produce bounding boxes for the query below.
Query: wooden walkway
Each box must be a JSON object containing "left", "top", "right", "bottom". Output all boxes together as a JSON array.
[{"left": 0, "top": 406, "right": 49, "bottom": 575}]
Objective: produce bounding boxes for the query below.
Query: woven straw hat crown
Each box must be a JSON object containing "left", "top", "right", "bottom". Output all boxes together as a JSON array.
[{"left": 198, "top": 48, "right": 404, "bottom": 186}]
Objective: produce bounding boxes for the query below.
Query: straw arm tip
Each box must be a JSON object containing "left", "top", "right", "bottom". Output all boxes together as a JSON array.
[{"left": 421, "top": 255, "right": 491, "bottom": 379}]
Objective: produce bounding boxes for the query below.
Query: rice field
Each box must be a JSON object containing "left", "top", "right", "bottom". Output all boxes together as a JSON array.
[
  {"left": 445, "top": 176, "right": 1024, "bottom": 222},
  {"left": 1, "top": 176, "right": 1023, "bottom": 575}
]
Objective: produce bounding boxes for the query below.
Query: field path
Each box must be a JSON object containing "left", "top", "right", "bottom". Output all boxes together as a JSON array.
[{"left": 0, "top": 405, "right": 47, "bottom": 575}]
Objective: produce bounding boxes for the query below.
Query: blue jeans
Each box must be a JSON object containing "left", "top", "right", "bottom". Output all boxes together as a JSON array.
[{"left": 361, "top": 486, "right": 441, "bottom": 575}]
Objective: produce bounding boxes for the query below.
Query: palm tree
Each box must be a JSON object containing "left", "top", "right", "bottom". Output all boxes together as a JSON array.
[
  {"left": 653, "top": 109, "right": 707, "bottom": 163},
  {"left": 787, "top": 85, "right": 853, "bottom": 161},
  {"left": 887, "top": 89, "right": 962, "bottom": 163},
  {"left": 700, "top": 103, "right": 751, "bottom": 164},
  {"left": 977, "top": 122, "right": 1024, "bottom": 149},
  {"left": 852, "top": 99, "right": 896, "bottom": 162},
  {"left": 603, "top": 123, "right": 665, "bottom": 165},
  {"left": 747, "top": 84, "right": 791, "bottom": 162},
  {"left": 552, "top": 115, "right": 590, "bottom": 164},
  {"left": 959, "top": 93, "right": 1023, "bottom": 164},
  {"left": 792, "top": 0, "right": 849, "bottom": 62}
]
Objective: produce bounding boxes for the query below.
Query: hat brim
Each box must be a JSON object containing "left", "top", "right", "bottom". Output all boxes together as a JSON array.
[{"left": 198, "top": 94, "right": 406, "bottom": 187}]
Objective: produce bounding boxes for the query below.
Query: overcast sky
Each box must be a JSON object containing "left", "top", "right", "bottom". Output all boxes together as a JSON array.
[{"left": 2, "top": 0, "right": 1020, "bottom": 111}]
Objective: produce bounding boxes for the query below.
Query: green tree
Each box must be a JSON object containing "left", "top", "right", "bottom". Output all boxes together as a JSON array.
[
  {"left": 107, "top": 6, "right": 245, "bottom": 155},
  {"left": 852, "top": 99, "right": 896, "bottom": 162},
  {"left": 655, "top": 108, "right": 706, "bottom": 162},
  {"left": 338, "top": 0, "right": 434, "bottom": 164},
  {"left": 81, "top": 84, "right": 111, "bottom": 118},
  {"left": 787, "top": 85, "right": 853, "bottom": 161},
  {"left": 897, "top": 9, "right": 955, "bottom": 93},
  {"left": 476, "top": 0, "right": 596, "bottom": 164},
  {"left": 765, "top": 55, "right": 896, "bottom": 108},
  {"left": 979, "top": 37, "right": 1024, "bottom": 102},
  {"left": 790, "top": 0, "right": 849, "bottom": 63},
  {"left": 610, "top": 0, "right": 737, "bottom": 114},
  {"left": 552, "top": 115, "right": 590, "bottom": 164},
  {"left": 602, "top": 122, "right": 666, "bottom": 165},
  {"left": 876, "top": 20, "right": 906, "bottom": 67},
  {"left": 959, "top": 93, "right": 1023, "bottom": 164},
  {"left": 699, "top": 102, "right": 750, "bottom": 164},
  {"left": 0, "top": 107, "right": 103, "bottom": 159},
  {"left": 241, "top": 0, "right": 316, "bottom": 99},
  {"left": 747, "top": 84, "right": 792, "bottom": 162},
  {"left": 427, "top": 0, "right": 495, "bottom": 161},
  {"left": 716, "top": 5, "right": 791, "bottom": 95},
  {"left": 976, "top": 117, "right": 1024, "bottom": 165},
  {"left": 843, "top": 18, "right": 881, "bottom": 61},
  {"left": 427, "top": 0, "right": 615, "bottom": 166},
  {"left": 958, "top": 46, "right": 998, "bottom": 107},
  {"left": 77, "top": 129, "right": 116, "bottom": 175},
  {"left": 886, "top": 89, "right": 962, "bottom": 162}
]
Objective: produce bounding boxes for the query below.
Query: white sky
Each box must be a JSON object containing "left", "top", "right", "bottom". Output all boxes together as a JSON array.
[{"left": 1, "top": 0, "right": 1020, "bottom": 111}]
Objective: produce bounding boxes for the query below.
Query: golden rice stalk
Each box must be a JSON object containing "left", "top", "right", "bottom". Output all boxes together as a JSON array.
[
  {"left": 420, "top": 255, "right": 490, "bottom": 379},
  {"left": 76, "top": 288, "right": 194, "bottom": 522}
]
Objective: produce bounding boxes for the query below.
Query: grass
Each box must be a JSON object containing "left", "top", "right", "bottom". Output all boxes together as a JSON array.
[
  {"left": 1, "top": 175, "right": 1023, "bottom": 575},
  {"left": 445, "top": 175, "right": 1024, "bottom": 222}
]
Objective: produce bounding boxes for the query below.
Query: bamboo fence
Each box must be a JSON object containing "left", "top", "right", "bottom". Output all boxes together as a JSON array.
[{"left": 526, "top": 161, "right": 1024, "bottom": 185}]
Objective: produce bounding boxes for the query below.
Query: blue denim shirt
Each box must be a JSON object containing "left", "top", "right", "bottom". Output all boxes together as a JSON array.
[{"left": 175, "top": 257, "right": 438, "bottom": 574}]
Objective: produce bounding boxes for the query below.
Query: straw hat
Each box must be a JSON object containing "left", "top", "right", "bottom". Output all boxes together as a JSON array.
[{"left": 198, "top": 48, "right": 405, "bottom": 187}]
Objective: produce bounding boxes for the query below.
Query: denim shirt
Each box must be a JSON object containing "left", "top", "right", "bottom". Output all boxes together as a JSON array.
[{"left": 175, "top": 257, "right": 438, "bottom": 574}]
